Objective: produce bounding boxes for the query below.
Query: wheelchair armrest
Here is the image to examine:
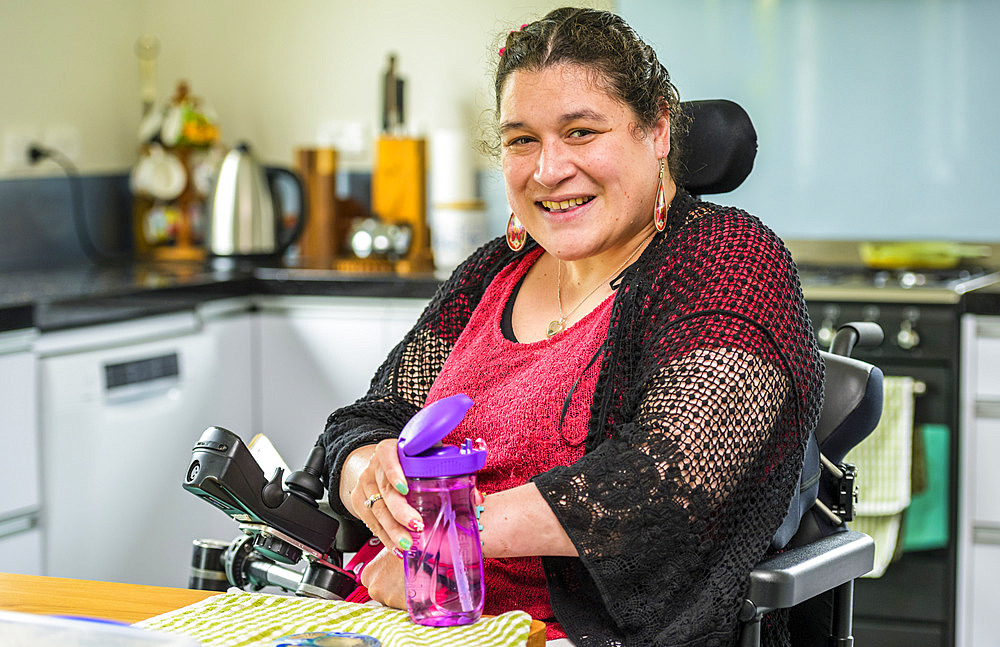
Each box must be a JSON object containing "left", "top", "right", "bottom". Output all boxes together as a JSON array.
[{"left": 747, "top": 530, "right": 874, "bottom": 614}]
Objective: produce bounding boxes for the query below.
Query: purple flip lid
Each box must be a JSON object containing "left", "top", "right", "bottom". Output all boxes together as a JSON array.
[{"left": 397, "top": 394, "right": 486, "bottom": 478}]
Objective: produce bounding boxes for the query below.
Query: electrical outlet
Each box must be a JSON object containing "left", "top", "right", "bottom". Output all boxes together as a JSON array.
[
  {"left": 2, "top": 127, "right": 41, "bottom": 171},
  {"left": 317, "top": 121, "right": 368, "bottom": 156}
]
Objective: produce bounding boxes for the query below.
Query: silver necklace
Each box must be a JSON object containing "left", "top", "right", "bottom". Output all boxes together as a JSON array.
[{"left": 547, "top": 232, "right": 653, "bottom": 338}]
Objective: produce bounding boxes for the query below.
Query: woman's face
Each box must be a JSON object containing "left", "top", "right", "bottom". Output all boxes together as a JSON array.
[{"left": 500, "top": 63, "right": 670, "bottom": 262}]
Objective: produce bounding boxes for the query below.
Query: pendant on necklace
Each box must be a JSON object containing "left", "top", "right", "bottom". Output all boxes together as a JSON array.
[{"left": 547, "top": 319, "right": 565, "bottom": 338}]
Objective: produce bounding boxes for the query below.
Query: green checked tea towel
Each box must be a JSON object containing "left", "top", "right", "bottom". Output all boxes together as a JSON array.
[
  {"left": 845, "top": 375, "right": 915, "bottom": 578},
  {"left": 135, "top": 591, "right": 533, "bottom": 647}
]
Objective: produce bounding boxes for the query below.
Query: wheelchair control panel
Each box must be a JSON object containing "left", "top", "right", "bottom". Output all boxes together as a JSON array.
[{"left": 183, "top": 426, "right": 357, "bottom": 599}]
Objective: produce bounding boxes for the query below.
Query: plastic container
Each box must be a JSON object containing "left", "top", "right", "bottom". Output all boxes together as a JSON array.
[
  {"left": 0, "top": 610, "right": 199, "bottom": 647},
  {"left": 269, "top": 630, "right": 381, "bottom": 646},
  {"left": 397, "top": 393, "right": 486, "bottom": 626}
]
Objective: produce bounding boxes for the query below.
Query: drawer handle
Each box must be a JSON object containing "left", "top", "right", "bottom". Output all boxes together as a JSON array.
[
  {"left": 0, "top": 512, "right": 37, "bottom": 540},
  {"left": 975, "top": 401, "right": 1000, "bottom": 419},
  {"left": 975, "top": 319, "right": 1000, "bottom": 338},
  {"left": 973, "top": 526, "right": 1000, "bottom": 546}
]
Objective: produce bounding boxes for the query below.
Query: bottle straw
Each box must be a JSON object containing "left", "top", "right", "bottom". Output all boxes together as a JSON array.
[
  {"left": 442, "top": 493, "right": 474, "bottom": 612},
  {"left": 419, "top": 505, "right": 447, "bottom": 607}
]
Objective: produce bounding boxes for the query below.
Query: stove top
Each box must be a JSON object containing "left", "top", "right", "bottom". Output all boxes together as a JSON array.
[{"left": 797, "top": 265, "right": 1000, "bottom": 304}]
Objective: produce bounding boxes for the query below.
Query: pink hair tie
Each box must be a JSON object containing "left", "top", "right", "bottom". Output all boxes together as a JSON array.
[{"left": 499, "top": 22, "right": 527, "bottom": 57}]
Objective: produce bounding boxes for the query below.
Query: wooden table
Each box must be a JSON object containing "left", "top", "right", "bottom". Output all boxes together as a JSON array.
[{"left": 0, "top": 572, "right": 546, "bottom": 646}]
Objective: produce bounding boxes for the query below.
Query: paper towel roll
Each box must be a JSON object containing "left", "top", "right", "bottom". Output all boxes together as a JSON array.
[
  {"left": 431, "top": 201, "right": 488, "bottom": 274},
  {"left": 431, "top": 128, "right": 477, "bottom": 205}
]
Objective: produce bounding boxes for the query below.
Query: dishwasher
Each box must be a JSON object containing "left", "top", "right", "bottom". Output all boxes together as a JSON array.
[{"left": 36, "top": 304, "right": 253, "bottom": 588}]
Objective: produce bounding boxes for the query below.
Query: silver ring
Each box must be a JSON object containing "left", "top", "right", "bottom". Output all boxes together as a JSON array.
[{"left": 364, "top": 493, "right": 383, "bottom": 509}]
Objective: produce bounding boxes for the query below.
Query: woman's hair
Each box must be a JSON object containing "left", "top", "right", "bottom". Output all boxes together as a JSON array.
[{"left": 492, "top": 7, "right": 689, "bottom": 180}]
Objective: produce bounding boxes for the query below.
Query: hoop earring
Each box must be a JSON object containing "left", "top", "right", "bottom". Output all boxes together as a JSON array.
[
  {"left": 506, "top": 212, "right": 527, "bottom": 251},
  {"left": 654, "top": 158, "right": 669, "bottom": 233}
]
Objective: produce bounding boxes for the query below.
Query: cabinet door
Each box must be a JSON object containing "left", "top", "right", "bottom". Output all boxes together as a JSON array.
[
  {"left": 384, "top": 299, "right": 428, "bottom": 344},
  {"left": 969, "top": 541, "right": 1000, "bottom": 647},
  {"left": 255, "top": 297, "right": 426, "bottom": 466},
  {"left": 960, "top": 315, "right": 1000, "bottom": 647},
  {"left": 0, "top": 346, "right": 39, "bottom": 518},
  {"left": 0, "top": 525, "right": 42, "bottom": 575},
  {"left": 200, "top": 312, "right": 255, "bottom": 434},
  {"left": 973, "top": 418, "right": 1000, "bottom": 526},
  {"left": 973, "top": 319, "right": 1000, "bottom": 398}
]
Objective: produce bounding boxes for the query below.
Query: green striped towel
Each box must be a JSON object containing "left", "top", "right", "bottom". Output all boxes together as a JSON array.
[
  {"left": 135, "top": 591, "right": 533, "bottom": 647},
  {"left": 844, "top": 375, "right": 915, "bottom": 577},
  {"left": 846, "top": 375, "right": 914, "bottom": 517}
]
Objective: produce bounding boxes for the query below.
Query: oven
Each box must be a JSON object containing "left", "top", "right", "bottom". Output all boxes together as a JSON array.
[{"left": 799, "top": 267, "right": 998, "bottom": 647}]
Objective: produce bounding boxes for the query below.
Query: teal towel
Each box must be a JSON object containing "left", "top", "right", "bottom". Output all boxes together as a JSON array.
[{"left": 902, "top": 424, "right": 950, "bottom": 552}]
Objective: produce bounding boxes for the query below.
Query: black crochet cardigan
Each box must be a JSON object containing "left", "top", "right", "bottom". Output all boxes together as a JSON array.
[{"left": 319, "top": 189, "right": 823, "bottom": 646}]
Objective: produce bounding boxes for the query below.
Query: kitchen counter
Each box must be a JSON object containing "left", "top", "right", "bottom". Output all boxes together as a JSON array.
[
  {"left": 0, "top": 572, "right": 547, "bottom": 646},
  {"left": 0, "top": 572, "right": 218, "bottom": 625},
  {"left": 960, "top": 280, "right": 1000, "bottom": 315},
  {"left": 5, "top": 241, "right": 1000, "bottom": 335},
  {"left": 0, "top": 259, "right": 443, "bottom": 333}
]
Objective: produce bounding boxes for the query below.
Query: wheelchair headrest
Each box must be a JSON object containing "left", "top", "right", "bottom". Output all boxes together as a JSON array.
[
  {"left": 815, "top": 351, "right": 884, "bottom": 463},
  {"left": 679, "top": 99, "right": 757, "bottom": 195}
]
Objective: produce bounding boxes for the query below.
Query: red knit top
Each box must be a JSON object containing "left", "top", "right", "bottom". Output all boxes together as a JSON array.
[{"left": 425, "top": 247, "right": 613, "bottom": 635}]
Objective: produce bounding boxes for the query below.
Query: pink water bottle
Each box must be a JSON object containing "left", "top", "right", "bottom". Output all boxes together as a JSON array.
[{"left": 397, "top": 394, "right": 486, "bottom": 626}]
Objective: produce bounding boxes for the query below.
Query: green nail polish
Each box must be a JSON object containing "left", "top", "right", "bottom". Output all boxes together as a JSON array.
[
  {"left": 394, "top": 481, "right": 409, "bottom": 495},
  {"left": 398, "top": 536, "right": 412, "bottom": 551}
]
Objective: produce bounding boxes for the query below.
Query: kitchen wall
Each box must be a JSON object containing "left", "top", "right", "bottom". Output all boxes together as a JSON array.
[
  {"left": 5, "top": 0, "right": 996, "bottom": 259},
  {"left": 0, "top": 1, "right": 613, "bottom": 269},
  {"left": 0, "top": 1, "right": 614, "bottom": 269},
  {"left": 0, "top": 1, "right": 144, "bottom": 176},
  {"left": 1, "top": 0, "right": 611, "bottom": 177},
  {"left": 621, "top": 0, "right": 1000, "bottom": 242}
]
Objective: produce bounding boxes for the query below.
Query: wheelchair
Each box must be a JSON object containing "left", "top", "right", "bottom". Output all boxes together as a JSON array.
[
  {"left": 183, "top": 100, "right": 881, "bottom": 646},
  {"left": 681, "top": 99, "right": 880, "bottom": 646}
]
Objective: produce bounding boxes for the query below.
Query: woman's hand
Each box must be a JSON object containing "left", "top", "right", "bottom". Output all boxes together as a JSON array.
[
  {"left": 344, "top": 439, "right": 424, "bottom": 555},
  {"left": 359, "top": 544, "right": 407, "bottom": 609}
]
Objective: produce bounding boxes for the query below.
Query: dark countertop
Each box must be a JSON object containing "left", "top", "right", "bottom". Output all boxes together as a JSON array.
[
  {"left": 4, "top": 244, "right": 1000, "bottom": 335},
  {"left": 962, "top": 282, "right": 1000, "bottom": 317},
  {"left": 0, "top": 259, "right": 443, "bottom": 333}
]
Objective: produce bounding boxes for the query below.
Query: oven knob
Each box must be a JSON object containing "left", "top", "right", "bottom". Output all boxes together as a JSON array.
[
  {"left": 817, "top": 323, "right": 836, "bottom": 349},
  {"left": 897, "top": 319, "right": 921, "bottom": 350},
  {"left": 862, "top": 305, "right": 881, "bottom": 322},
  {"left": 816, "top": 305, "right": 839, "bottom": 349}
]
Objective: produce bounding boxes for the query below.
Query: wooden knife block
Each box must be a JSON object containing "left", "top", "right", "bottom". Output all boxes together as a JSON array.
[
  {"left": 370, "top": 136, "right": 434, "bottom": 274},
  {"left": 297, "top": 139, "right": 434, "bottom": 273}
]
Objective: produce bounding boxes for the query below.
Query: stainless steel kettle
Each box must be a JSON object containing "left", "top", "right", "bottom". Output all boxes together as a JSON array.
[{"left": 207, "top": 142, "right": 306, "bottom": 258}]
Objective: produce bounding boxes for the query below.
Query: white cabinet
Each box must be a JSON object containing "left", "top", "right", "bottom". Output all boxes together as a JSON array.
[
  {"left": 0, "top": 525, "right": 43, "bottom": 575},
  {"left": 972, "top": 418, "right": 1000, "bottom": 526},
  {"left": 254, "top": 295, "right": 427, "bottom": 466},
  {"left": 969, "top": 538, "right": 1000, "bottom": 647},
  {"left": 36, "top": 304, "right": 254, "bottom": 587},
  {"left": 959, "top": 314, "right": 1000, "bottom": 647},
  {"left": 0, "top": 329, "right": 42, "bottom": 575}
]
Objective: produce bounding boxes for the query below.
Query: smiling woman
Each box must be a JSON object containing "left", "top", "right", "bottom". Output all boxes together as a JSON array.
[
  {"left": 318, "top": 7, "right": 823, "bottom": 647},
  {"left": 499, "top": 62, "right": 667, "bottom": 340}
]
